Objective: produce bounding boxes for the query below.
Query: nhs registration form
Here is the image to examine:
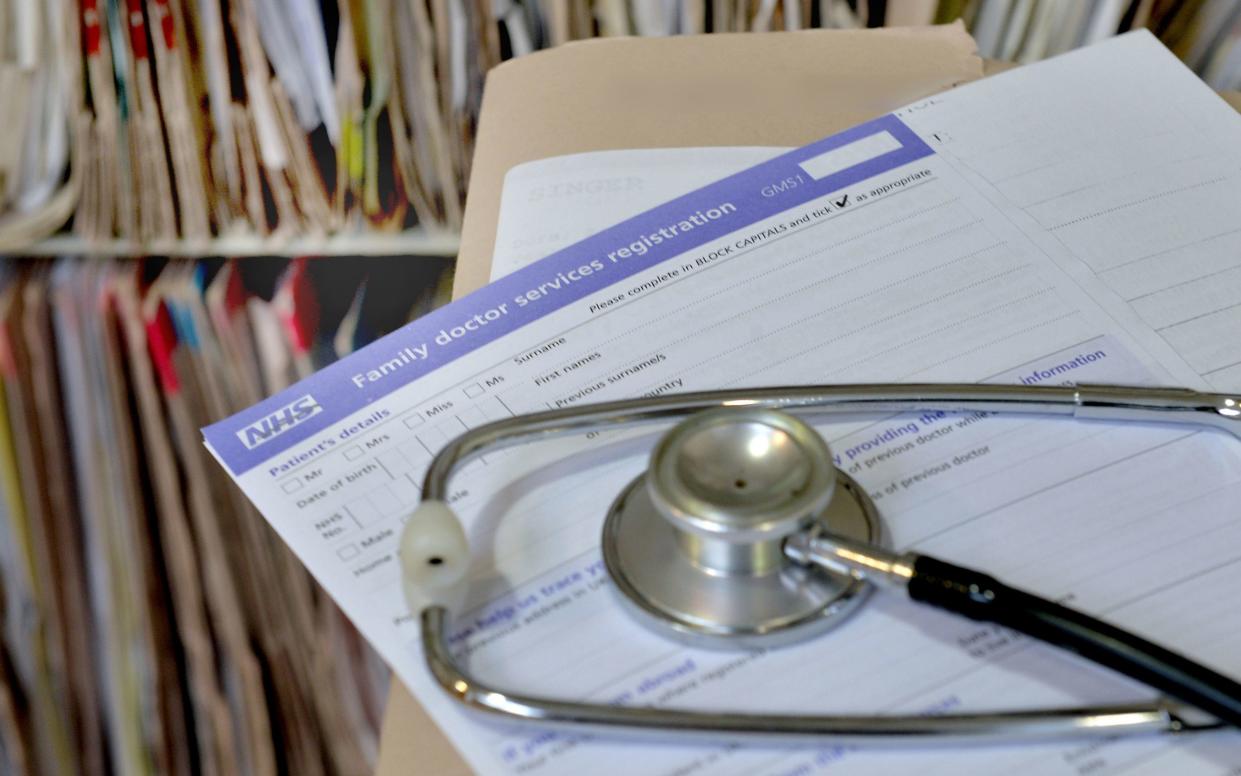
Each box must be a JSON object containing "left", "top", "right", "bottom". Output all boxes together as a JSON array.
[{"left": 206, "top": 33, "right": 1241, "bottom": 776}]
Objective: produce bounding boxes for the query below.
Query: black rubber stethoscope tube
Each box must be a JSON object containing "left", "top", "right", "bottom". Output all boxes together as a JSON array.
[{"left": 907, "top": 554, "right": 1241, "bottom": 729}]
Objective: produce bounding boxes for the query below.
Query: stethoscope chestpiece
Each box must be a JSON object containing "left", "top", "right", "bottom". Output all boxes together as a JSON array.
[{"left": 602, "top": 407, "right": 882, "bottom": 649}]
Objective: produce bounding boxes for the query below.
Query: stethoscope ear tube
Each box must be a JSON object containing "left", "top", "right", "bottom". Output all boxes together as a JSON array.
[{"left": 906, "top": 555, "right": 1241, "bottom": 729}]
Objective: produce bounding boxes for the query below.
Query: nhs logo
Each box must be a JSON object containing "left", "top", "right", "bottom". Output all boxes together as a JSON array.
[{"left": 236, "top": 395, "right": 323, "bottom": 450}]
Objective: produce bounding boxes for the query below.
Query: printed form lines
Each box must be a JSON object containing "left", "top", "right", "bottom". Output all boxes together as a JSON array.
[
  {"left": 704, "top": 265, "right": 1040, "bottom": 384},
  {"left": 586, "top": 192, "right": 962, "bottom": 355},
  {"left": 1076, "top": 522, "right": 1241, "bottom": 618},
  {"left": 726, "top": 288, "right": 1061, "bottom": 387},
  {"left": 1154, "top": 300, "right": 1241, "bottom": 333},
  {"left": 1122, "top": 263, "right": 1241, "bottom": 303},
  {"left": 543, "top": 219, "right": 1001, "bottom": 406},
  {"left": 1204, "top": 358, "right": 1241, "bottom": 377},
  {"left": 839, "top": 309, "right": 1079, "bottom": 383},
  {"left": 639, "top": 233, "right": 1001, "bottom": 371},
  {"left": 1097, "top": 224, "right": 1241, "bottom": 277},
  {"left": 1045, "top": 176, "right": 1227, "bottom": 231},
  {"left": 908, "top": 433, "right": 1197, "bottom": 548}
]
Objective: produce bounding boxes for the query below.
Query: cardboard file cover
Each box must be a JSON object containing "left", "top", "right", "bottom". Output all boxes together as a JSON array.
[
  {"left": 450, "top": 23, "right": 984, "bottom": 299},
  {"left": 378, "top": 24, "right": 983, "bottom": 776}
]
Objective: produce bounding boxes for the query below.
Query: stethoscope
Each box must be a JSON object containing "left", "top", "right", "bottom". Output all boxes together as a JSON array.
[{"left": 398, "top": 383, "right": 1241, "bottom": 744}]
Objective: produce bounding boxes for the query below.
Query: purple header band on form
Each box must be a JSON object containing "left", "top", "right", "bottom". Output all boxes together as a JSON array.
[{"left": 204, "top": 114, "right": 934, "bottom": 474}]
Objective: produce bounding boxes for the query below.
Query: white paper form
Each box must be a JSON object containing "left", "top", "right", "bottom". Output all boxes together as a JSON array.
[
  {"left": 206, "top": 32, "right": 1241, "bottom": 776},
  {"left": 905, "top": 38, "right": 1241, "bottom": 391},
  {"left": 491, "top": 148, "right": 786, "bottom": 279}
]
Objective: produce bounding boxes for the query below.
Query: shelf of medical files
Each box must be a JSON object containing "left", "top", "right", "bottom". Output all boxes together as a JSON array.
[{"left": 9, "top": 226, "right": 461, "bottom": 259}]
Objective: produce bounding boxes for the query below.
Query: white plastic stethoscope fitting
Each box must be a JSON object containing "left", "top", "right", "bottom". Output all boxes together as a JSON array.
[{"left": 399, "top": 500, "right": 470, "bottom": 612}]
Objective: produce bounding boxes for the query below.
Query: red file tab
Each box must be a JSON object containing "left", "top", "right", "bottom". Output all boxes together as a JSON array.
[
  {"left": 151, "top": 0, "right": 177, "bottom": 50},
  {"left": 82, "top": 0, "right": 102, "bottom": 56},
  {"left": 126, "top": 0, "right": 149, "bottom": 60},
  {"left": 145, "top": 302, "right": 181, "bottom": 395},
  {"left": 275, "top": 259, "right": 320, "bottom": 357}
]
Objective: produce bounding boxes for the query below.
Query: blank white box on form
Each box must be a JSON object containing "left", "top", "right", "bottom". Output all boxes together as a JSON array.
[
  {"left": 343, "top": 445, "right": 364, "bottom": 461},
  {"left": 398, "top": 438, "right": 430, "bottom": 465},
  {"left": 456, "top": 404, "right": 496, "bottom": 428},
  {"left": 376, "top": 449, "right": 409, "bottom": 476},
  {"left": 390, "top": 475, "right": 420, "bottom": 506},
  {"left": 402, "top": 411, "right": 425, "bottom": 429},
  {"left": 281, "top": 478, "right": 303, "bottom": 494},
  {"left": 416, "top": 424, "right": 459, "bottom": 460},
  {"left": 337, "top": 544, "right": 360, "bottom": 561},
  {"left": 799, "top": 131, "right": 902, "bottom": 180},
  {"left": 369, "top": 484, "right": 403, "bottom": 516},
  {"left": 346, "top": 497, "right": 381, "bottom": 528},
  {"left": 465, "top": 383, "right": 485, "bottom": 399}
]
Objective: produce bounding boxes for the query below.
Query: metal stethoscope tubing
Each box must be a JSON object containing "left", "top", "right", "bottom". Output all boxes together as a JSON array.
[{"left": 400, "top": 382, "right": 1241, "bottom": 743}]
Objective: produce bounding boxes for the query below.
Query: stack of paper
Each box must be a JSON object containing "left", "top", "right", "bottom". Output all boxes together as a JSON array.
[
  {"left": 0, "top": 0, "right": 78, "bottom": 251},
  {"left": 7, "top": 0, "right": 489, "bottom": 246},
  {"left": 0, "top": 255, "right": 452, "bottom": 775},
  {"left": 5, "top": 0, "right": 1241, "bottom": 252}
]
